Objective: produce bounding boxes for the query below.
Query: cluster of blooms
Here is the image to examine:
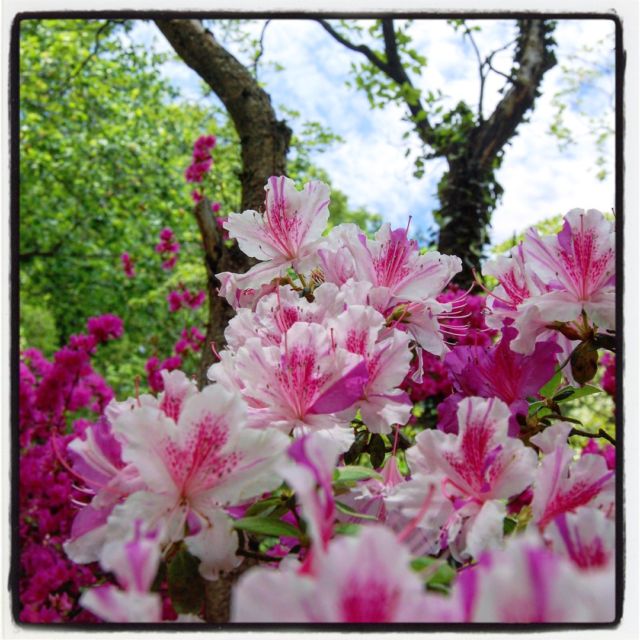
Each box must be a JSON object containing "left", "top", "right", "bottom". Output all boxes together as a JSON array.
[
  {"left": 18, "top": 316, "right": 124, "bottom": 622},
  {"left": 601, "top": 352, "right": 616, "bottom": 399},
  {"left": 174, "top": 326, "right": 206, "bottom": 356},
  {"left": 120, "top": 252, "right": 135, "bottom": 279},
  {"left": 56, "top": 181, "right": 616, "bottom": 625},
  {"left": 481, "top": 208, "right": 615, "bottom": 355},
  {"left": 144, "top": 355, "right": 183, "bottom": 393},
  {"left": 186, "top": 134, "right": 216, "bottom": 186},
  {"left": 167, "top": 285, "right": 206, "bottom": 313},
  {"left": 144, "top": 326, "right": 206, "bottom": 393},
  {"left": 401, "top": 288, "right": 497, "bottom": 405},
  {"left": 155, "top": 227, "right": 180, "bottom": 271}
]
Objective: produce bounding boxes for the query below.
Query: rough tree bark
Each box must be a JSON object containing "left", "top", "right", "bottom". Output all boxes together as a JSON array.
[
  {"left": 319, "top": 18, "right": 557, "bottom": 284},
  {"left": 155, "top": 18, "right": 291, "bottom": 623}
]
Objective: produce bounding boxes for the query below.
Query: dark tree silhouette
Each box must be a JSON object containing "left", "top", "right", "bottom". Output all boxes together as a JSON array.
[{"left": 318, "top": 18, "right": 557, "bottom": 283}]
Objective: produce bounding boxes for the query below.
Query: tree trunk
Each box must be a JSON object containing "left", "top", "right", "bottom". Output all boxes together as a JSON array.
[
  {"left": 436, "top": 157, "right": 501, "bottom": 281},
  {"left": 155, "top": 18, "right": 292, "bottom": 386},
  {"left": 155, "top": 19, "right": 291, "bottom": 622}
]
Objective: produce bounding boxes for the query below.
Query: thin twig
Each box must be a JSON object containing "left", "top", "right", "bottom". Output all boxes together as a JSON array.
[
  {"left": 236, "top": 549, "right": 282, "bottom": 563},
  {"left": 462, "top": 24, "right": 486, "bottom": 121},
  {"left": 569, "top": 427, "right": 616, "bottom": 446},
  {"left": 252, "top": 19, "right": 271, "bottom": 79},
  {"left": 316, "top": 19, "right": 391, "bottom": 75},
  {"left": 66, "top": 20, "right": 125, "bottom": 83}
]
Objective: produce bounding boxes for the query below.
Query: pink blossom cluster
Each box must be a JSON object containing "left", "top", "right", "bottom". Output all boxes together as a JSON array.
[
  {"left": 144, "top": 326, "right": 205, "bottom": 393},
  {"left": 53, "top": 190, "right": 616, "bottom": 625},
  {"left": 185, "top": 134, "right": 216, "bottom": 185},
  {"left": 601, "top": 352, "right": 616, "bottom": 398},
  {"left": 401, "top": 288, "right": 497, "bottom": 404},
  {"left": 145, "top": 354, "right": 182, "bottom": 393},
  {"left": 120, "top": 252, "right": 135, "bottom": 278},
  {"left": 155, "top": 227, "right": 180, "bottom": 271},
  {"left": 19, "top": 316, "right": 124, "bottom": 622},
  {"left": 173, "top": 325, "right": 206, "bottom": 356},
  {"left": 482, "top": 208, "right": 615, "bottom": 354},
  {"left": 167, "top": 284, "right": 206, "bottom": 313}
]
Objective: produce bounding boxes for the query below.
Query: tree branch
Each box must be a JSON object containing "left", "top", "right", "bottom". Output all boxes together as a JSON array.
[
  {"left": 317, "top": 19, "right": 392, "bottom": 76},
  {"left": 65, "top": 20, "right": 126, "bottom": 84},
  {"left": 319, "top": 19, "right": 436, "bottom": 145},
  {"left": 252, "top": 19, "right": 271, "bottom": 79},
  {"left": 569, "top": 428, "right": 616, "bottom": 446},
  {"left": 461, "top": 24, "right": 486, "bottom": 121},
  {"left": 472, "top": 19, "right": 556, "bottom": 169},
  {"left": 155, "top": 19, "right": 291, "bottom": 212}
]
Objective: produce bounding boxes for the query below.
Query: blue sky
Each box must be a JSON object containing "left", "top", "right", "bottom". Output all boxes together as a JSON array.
[{"left": 124, "top": 18, "right": 615, "bottom": 247}]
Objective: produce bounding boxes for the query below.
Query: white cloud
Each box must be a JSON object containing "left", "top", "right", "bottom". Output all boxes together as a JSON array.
[{"left": 127, "top": 18, "right": 616, "bottom": 246}]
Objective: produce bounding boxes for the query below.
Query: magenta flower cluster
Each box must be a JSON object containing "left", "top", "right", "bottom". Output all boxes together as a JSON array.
[
  {"left": 185, "top": 134, "right": 216, "bottom": 185},
  {"left": 120, "top": 252, "right": 135, "bottom": 278},
  {"left": 19, "top": 315, "right": 123, "bottom": 622},
  {"left": 167, "top": 284, "right": 206, "bottom": 313},
  {"left": 155, "top": 227, "right": 180, "bottom": 271}
]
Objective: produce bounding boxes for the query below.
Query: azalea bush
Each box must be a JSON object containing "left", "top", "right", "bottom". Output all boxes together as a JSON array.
[{"left": 19, "top": 159, "right": 617, "bottom": 624}]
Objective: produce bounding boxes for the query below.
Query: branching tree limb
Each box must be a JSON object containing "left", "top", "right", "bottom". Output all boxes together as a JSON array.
[
  {"left": 472, "top": 20, "right": 556, "bottom": 170},
  {"left": 318, "top": 18, "right": 556, "bottom": 283}
]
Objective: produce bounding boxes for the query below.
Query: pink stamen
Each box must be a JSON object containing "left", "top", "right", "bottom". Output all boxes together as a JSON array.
[
  {"left": 392, "top": 425, "right": 400, "bottom": 456},
  {"left": 51, "top": 434, "right": 96, "bottom": 488},
  {"left": 210, "top": 341, "right": 222, "bottom": 361},
  {"left": 397, "top": 484, "right": 436, "bottom": 543}
]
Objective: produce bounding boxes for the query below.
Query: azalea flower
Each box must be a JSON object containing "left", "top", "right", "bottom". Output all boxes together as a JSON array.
[
  {"left": 219, "top": 176, "right": 331, "bottom": 294},
  {"left": 530, "top": 422, "right": 615, "bottom": 529},
  {"left": 76, "top": 374, "right": 289, "bottom": 580},
  {"left": 544, "top": 506, "right": 614, "bottom": 570},
  {"left": 483, "top": 209, "right": 615, "bottom": 354},
  {"left": 210, "top": 321, "right": 368, "bottom": 446},
  {"left": 406, "top": 396, "right": 538, "bottom": 559},
  {"left": 437, "top": 325, "right": 561, "bottom": 435},
  {"left": 280, "top": 434, "right": 342, "bottom": 565},
  {"left": 451, "top": 534, "right": 614, "bottom": 622},
  {"left": 231, "top": 525, "right": 456, "bottom": 623},
  {"left": 80, "top": 520, "right": 163, "bottom": 623},
  {"left": 328, "top": 305, "right": 412, "bottom": 434}
]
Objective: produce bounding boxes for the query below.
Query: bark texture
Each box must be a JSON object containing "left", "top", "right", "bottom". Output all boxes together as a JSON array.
[{"left": 156, "top": 19, "right": 291, "bottom": 622}]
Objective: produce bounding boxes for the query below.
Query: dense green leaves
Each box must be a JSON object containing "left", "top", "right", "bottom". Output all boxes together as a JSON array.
[{"left": 19, "top": 19, "right": 377, "bottom": 398}]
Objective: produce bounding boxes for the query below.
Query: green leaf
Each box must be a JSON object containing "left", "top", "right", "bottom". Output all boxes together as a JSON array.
[
  {"left": 343, "top": 430, "right": 369, "bottom": 465},
  {"left": 233, "top": 516, "right": 301, "bottom": 539},
  {"left": 334, "top": 522, "right": 361, "bottom": 536},
  {"left": 167, "top": 546, "right": 205, "bottom": 615},
  {"left": 243, "top": 496, "right": 284, "bottom": 518},
  {"left": 368, "top": 433, "right": 386, "bottom": 469},
  {"left": 333, "top": 465, "right": 382, "bottom": 484},
  {"left": 539, "top": 370, "right": 563, "bottom": 398},
  {"left": 427, "top": 562, "right": 456, "bottom": 591},
  {"left": 553, "top": 384, "right": 601, "bottom": 403},
  {"left": 334, "top": 500, "right": 379, "bottom": 520},
  {"left": 410, "top": 556, "right": 456, "bottom": 591},
  {"left": 503, "top": 516, "right": 517, "bottom": 535}
]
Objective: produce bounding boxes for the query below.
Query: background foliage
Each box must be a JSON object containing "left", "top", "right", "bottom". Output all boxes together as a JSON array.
[{"left": 19, "top": 19, "right": 379, "bottom": 397}]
